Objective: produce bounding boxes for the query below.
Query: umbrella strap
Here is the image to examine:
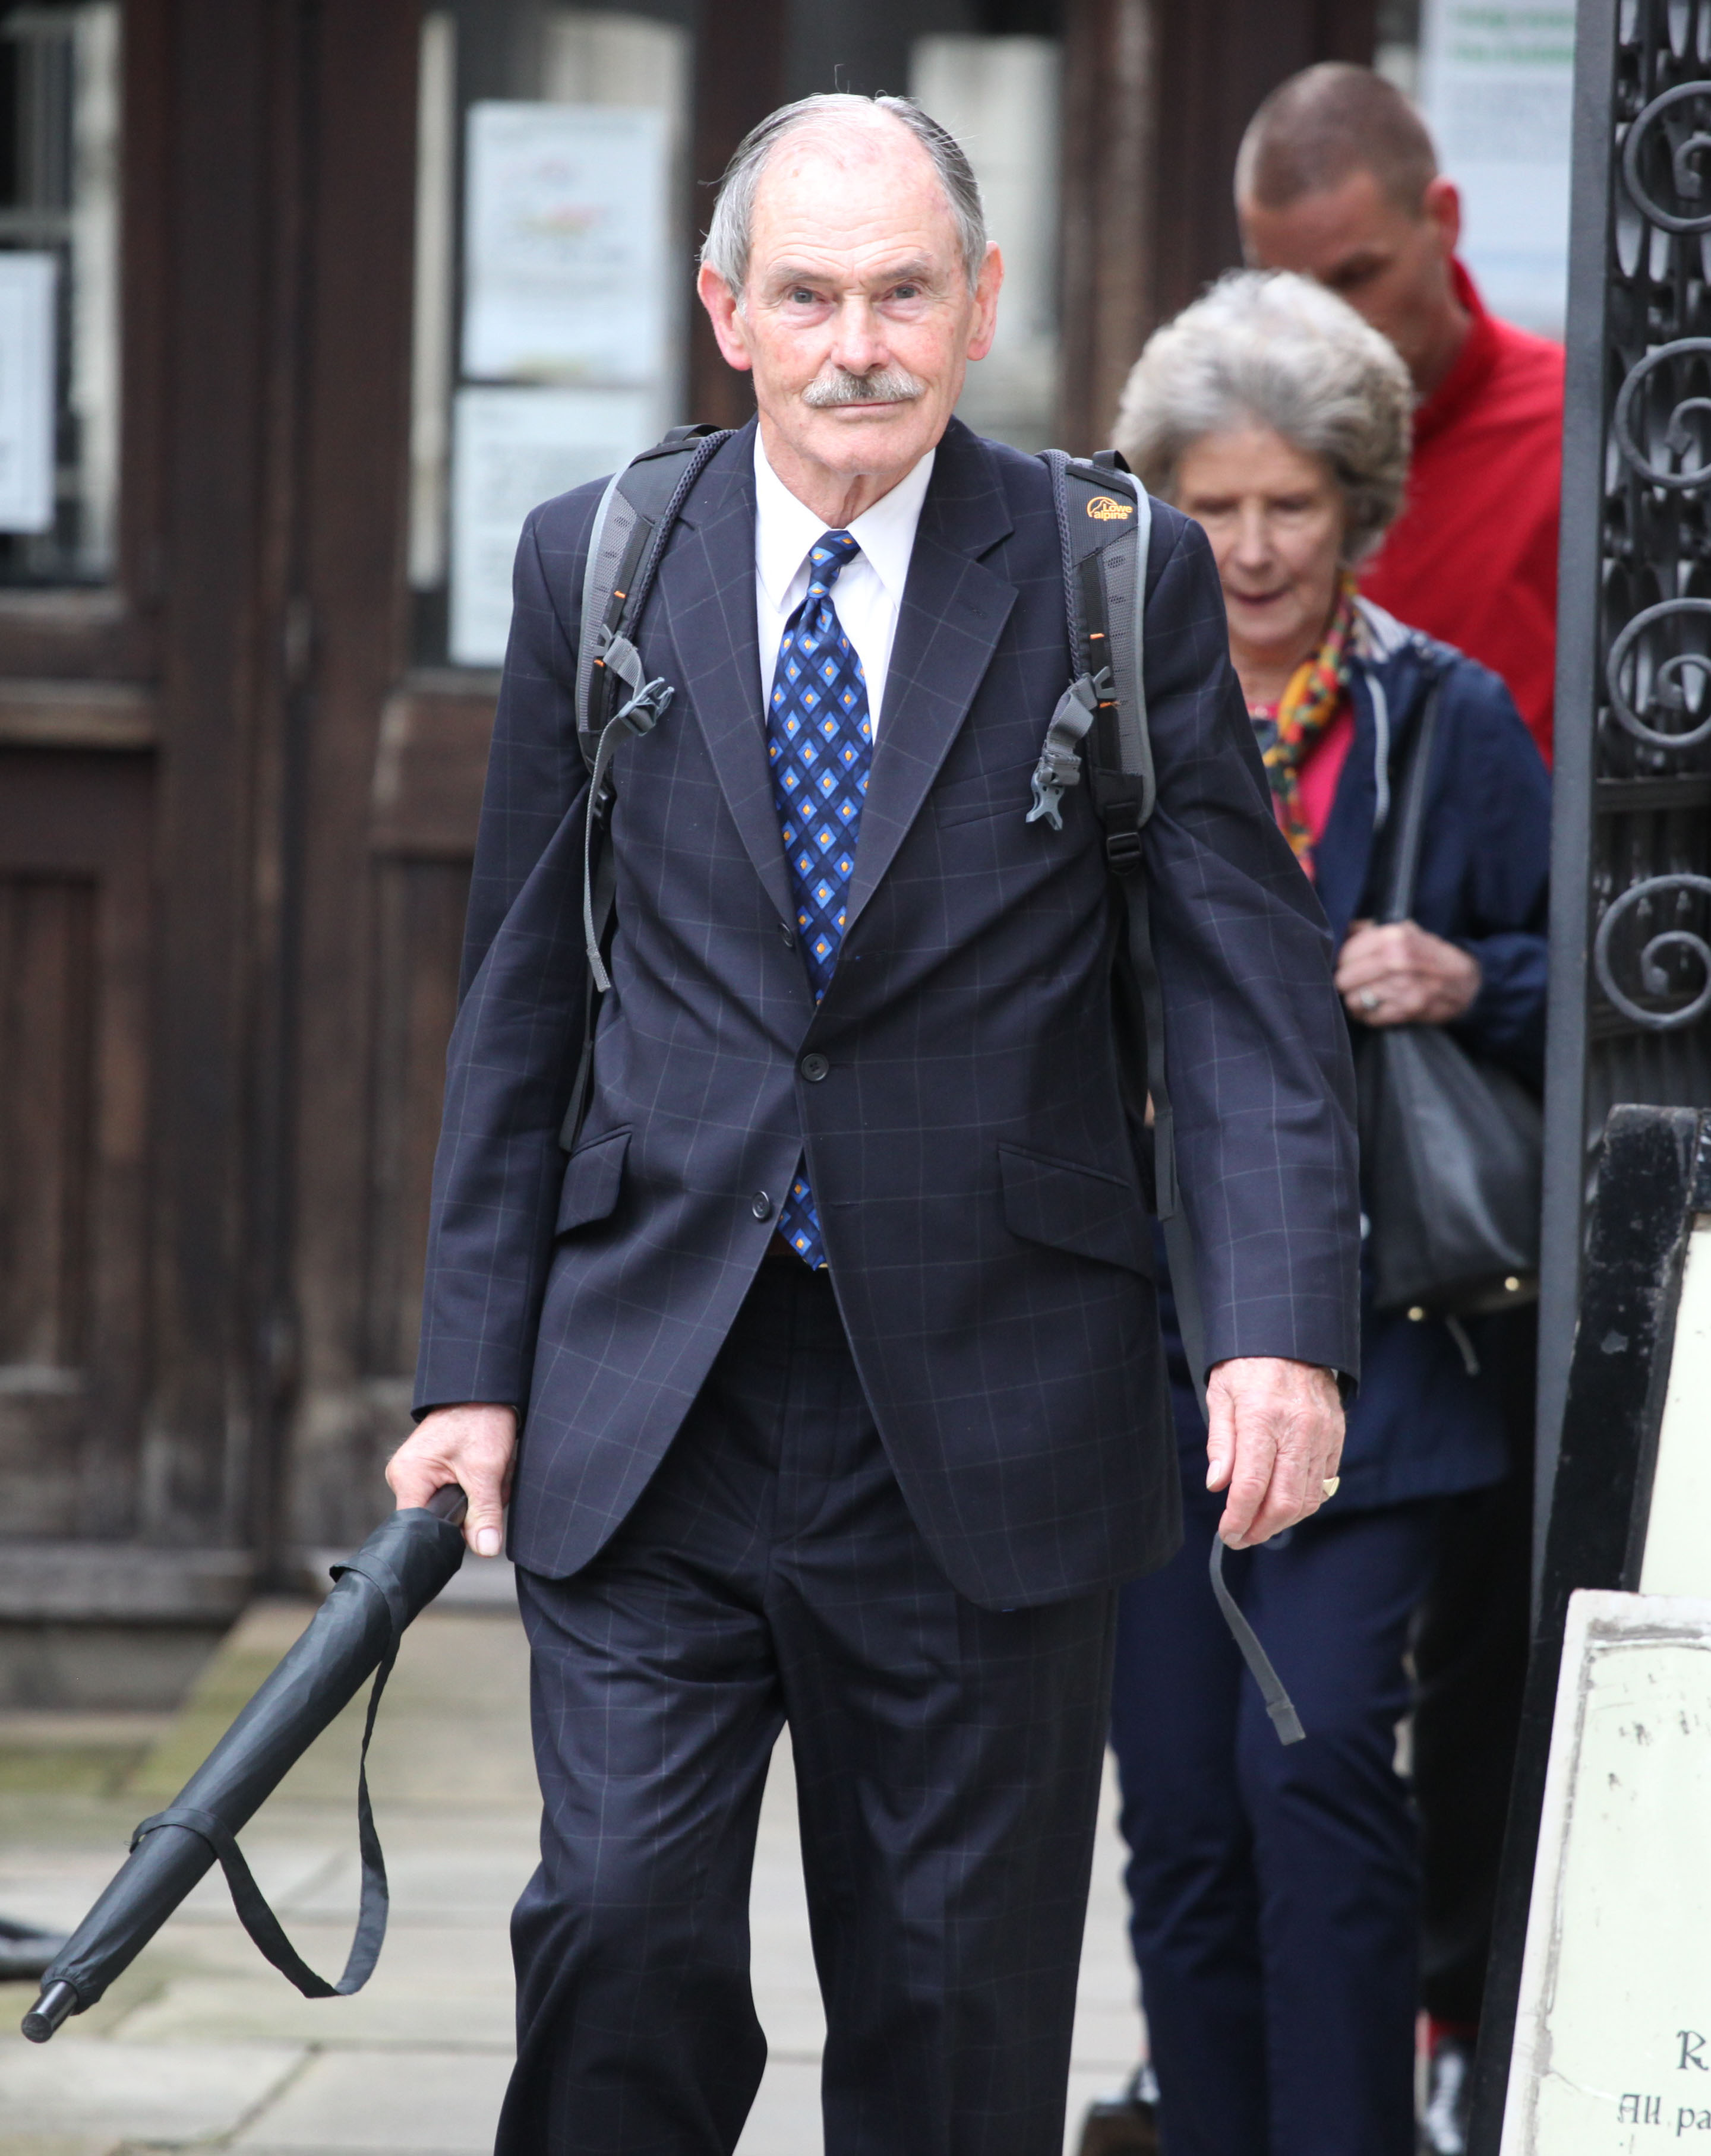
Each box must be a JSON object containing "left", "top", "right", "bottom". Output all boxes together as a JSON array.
[
  {"left": 1207, "top": 1539, "right": 1305, "bottom": 1746},
  {"left": 131, "top": 1631, "right": 400, "bottom": 1999}
]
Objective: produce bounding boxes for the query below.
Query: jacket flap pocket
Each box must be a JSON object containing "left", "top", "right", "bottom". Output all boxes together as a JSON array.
[
  {"left": 933, "top": 761, "right": 1035, "bottom": 829},
  {"left": 557, "top": 1127, "right": 630, "bottom": 1235},
  {"left": 999, "top": 1143, "right": 1151, "bottom": 1275}
]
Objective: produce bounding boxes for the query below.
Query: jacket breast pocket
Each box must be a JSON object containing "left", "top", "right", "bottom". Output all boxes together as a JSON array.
[
  {"left": 932, "top": 761, "right": 1035, "bottom": 829},
  {"left": 999, "top": 1142, "right": 1152, "bottom": 1276},
  {"left": 556, "top": 1127, "right": 630, "bottom": 1236}
]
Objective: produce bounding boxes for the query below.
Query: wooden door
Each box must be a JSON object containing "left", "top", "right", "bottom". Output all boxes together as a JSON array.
[
  {"left": 0, "top": 0, "right": 425, "bottom": 1617},
  {"left": 0, "top": 0, "right": 169, "bottom": 1595},
  {"left": 0, "top": 741, "right": 150, "bottom": 1539}
]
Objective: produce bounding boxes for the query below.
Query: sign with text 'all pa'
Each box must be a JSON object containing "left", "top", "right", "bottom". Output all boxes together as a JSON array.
[{"left": 1502, "top": 1591, "right": 1711, "bottom": 2151}]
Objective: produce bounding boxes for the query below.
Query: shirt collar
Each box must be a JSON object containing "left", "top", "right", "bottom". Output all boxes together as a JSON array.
[
  {"left": 753, "top": 430, "right": 936, "bottom": 611},
  {"left": 1410, "top": 258, "right": 1502, "bottom": 450}
]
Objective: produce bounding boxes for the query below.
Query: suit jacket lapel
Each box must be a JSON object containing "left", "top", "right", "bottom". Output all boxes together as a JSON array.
[
  {"left": 658, "top": 425, "right": 797, "bottom": 928},
  {"left": 845, "top": 423, "right": 1017, "bottom": 932}
]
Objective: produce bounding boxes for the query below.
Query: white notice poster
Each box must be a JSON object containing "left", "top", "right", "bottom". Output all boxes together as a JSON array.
[
  {"left": 1638, "top": 1216, "right": 1711, "bottom": 1597},
  {"left": 463, "top": 102, "right": 670, "bottom": 386},
  {"left": 1502, "top": 1592, "right": 1711, "bottom": 2153},
  {"left": 449, "top": 385, "right": 657, "bottom": 667},
  {"left": 1420, "top": 4, "right": 1575, "bottom": 336},
  {"left": 0, "top": 252, "right": 57, "bottom": 532}
]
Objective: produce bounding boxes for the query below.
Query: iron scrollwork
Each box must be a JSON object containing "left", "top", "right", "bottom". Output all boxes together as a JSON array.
[
  {"left": 1587, "top": 5, "right": 1711, "bottom": 1061},
  {"left": 1592, "top": 872, "right": 1711, "bottom": 1029},
  {"left": 1603, "top": 598, "right": 1711, "bottom": 749},
  {"left": 1611, "top": 339, "right": 1711, "bottom": 488},
  {"left": 1620, "top": 78, "right": 1711, "bottom": 230}
]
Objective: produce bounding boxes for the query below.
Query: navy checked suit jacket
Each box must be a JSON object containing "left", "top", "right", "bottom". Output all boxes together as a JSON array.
[{"left": 414, "top": 418, "right": 1361, "bottom": 1608}]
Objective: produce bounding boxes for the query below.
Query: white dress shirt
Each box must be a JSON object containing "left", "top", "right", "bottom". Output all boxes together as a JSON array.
[{"left": 753, "top": 432, "right": 935, "bottom": 736}]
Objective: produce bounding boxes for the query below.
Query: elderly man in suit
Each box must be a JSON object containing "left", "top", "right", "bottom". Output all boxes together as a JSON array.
[{"left": 387, "top": 92, "right": 1359, "bottom": 2156}]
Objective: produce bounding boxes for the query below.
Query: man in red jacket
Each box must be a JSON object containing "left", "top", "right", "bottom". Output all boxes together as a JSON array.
[
  {"left": 1235, "top": 62, "right": 1560, "bottom": 2156},
  {"left": 1238, "top": 62, "right": 1562, "bottom": 763}
]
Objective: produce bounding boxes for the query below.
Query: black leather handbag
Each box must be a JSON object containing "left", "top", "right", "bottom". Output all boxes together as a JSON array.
[{"left": 1355, "top": 673, "right": 1542, "bottom": 1318}]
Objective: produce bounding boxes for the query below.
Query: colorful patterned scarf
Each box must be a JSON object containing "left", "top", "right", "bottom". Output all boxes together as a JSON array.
[{"left": 1251, "top": 572, "right": 1360, "bottom": 871}]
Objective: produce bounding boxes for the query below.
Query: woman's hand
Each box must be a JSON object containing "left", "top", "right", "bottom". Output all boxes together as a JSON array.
[{"left": 1336, "top": 918, "right": 1480, "bottom": 1027}]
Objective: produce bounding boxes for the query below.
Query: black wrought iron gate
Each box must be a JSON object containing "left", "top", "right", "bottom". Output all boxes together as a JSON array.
[{"left": 1540, "top": 0, "right": 1711, "bottom": 1525}]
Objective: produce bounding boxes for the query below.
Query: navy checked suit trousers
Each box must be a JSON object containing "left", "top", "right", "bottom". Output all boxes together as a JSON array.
[{"left": 500, "top": 1262, "right": 1116, "bottom": 2156}]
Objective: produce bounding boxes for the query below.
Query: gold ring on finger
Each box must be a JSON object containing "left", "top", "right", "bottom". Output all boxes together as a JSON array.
[{"left": 1321, "top": 1477, "right": 1340, "bottom": 1499}]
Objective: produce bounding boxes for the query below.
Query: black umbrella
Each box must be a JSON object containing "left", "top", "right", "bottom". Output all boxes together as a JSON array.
[
  {"left": 0, "top": 1917, "right": 67, "bottom": 1982},
  {"left": 20, "top": 1486, "right": 469, "bottom": 2042}
]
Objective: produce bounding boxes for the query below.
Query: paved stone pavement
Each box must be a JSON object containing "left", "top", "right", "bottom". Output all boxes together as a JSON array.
[{"left": 0, "top": 1579, "right": 1142, "bottom": 2155}]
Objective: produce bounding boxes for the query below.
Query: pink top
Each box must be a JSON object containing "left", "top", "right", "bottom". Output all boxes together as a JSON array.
[
  {"left": 1295, "top": 704, "right": 1355, "bottom": 864},
  {"left": 1248, "top": 696, "right": 1356, "bottom": 881}
]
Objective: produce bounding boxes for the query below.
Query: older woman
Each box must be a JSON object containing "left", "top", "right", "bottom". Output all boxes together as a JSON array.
[{"left": 1093, "top": 272, "right": 1549, "bottom": 2156}]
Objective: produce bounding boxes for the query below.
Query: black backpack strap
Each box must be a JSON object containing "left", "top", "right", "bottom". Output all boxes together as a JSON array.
[
  {"left": 1034, "top": 451, "right": 1155, "bottom": 855},
  {"left": 1036, "top": 457, "right": 1185, "bottom": 1272},
  {"left": 560, "top": 424, "right": 730, "bottom": 1150},
  {"left": 574, "top": 423, "right": 727, "bottom": 766},
  {"left": 1041, "top": 446, "right": 1305, "bottom": 1747}
]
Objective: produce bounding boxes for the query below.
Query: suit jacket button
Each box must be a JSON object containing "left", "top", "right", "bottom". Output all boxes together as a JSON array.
[
  {"left": 750, "top": 1191, "right": 773, "bottom": 1221},
  {"left": 779, "top": 920, "right": 795, "bottom": 946},
  {"left": 800, "top": 1052, "right": 829, "bottom": 1082}
]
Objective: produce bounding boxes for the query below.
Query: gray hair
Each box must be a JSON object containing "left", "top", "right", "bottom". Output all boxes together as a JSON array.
[
  {"left": 1113, "top": 270, "right": 1413, "bottom": 562},
  {"left": 700, "top": 93, "right": 987, "bottom": 299}
]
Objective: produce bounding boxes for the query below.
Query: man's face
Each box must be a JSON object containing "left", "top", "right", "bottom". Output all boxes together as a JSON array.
[
  {"left": 1239, "top": 169, "right": 1461, "bottom": 391},
  {"left": 698, "top": 120, "right": 1001, "bottom": 499}
]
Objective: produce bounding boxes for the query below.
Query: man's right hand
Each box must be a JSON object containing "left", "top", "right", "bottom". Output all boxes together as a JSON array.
[{"left": 386, "top": 1404, "right": 517, "bottom": 1558}]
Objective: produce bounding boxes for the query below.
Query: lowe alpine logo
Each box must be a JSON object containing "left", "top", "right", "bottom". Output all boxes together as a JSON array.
[{"left": 1086, "top": 494, "right": 1134, "bottom": 522}]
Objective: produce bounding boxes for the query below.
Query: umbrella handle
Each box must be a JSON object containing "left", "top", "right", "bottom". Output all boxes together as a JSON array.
[
  {"left": 21, "top": 1980, "right": 76, "bottom": 2042},
  {"left": 424, "top": 1483, "right": 468, "bottom": 1527}
]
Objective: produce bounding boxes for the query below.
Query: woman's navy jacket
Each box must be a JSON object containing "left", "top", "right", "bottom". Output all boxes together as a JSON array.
[{"left": 1163, "top": 599, "right": 1551, "bottom": 1511}]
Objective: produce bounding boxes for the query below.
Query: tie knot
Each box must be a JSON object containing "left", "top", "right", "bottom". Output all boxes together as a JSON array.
[{"left": 807, "top": 530, "right": 860, "bottom": 593}]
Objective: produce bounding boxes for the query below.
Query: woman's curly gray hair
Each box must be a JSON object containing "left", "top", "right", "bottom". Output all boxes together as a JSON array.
[{"left": 1113, "top": 270, "right": 1413, "bottom": 562}]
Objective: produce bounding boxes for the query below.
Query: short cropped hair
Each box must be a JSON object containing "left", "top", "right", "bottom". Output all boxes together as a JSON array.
[
  {"left": 1236, "top": 62, "right": 1438, "bottom": 217},
  {"left": 1113, "top": 270, "right": 1413, "bottom": 564},
  {"left": 700, "top": 94, "right": 987, "bottom": 298}
]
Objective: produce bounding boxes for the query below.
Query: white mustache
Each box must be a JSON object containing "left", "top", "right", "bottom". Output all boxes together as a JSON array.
[{"left": 801, "top": 365, "right": 926, "bottom": 409}]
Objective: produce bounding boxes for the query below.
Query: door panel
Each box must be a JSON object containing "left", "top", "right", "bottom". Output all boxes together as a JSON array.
[
  {"left": 0, "top": 747, "right": 150, "bottom": 1538},
  {"left": 365, "top": 852, "right": 471, "bottom": 1381}
]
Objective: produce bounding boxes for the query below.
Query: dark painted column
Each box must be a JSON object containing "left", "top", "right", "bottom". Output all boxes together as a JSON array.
[
  {"left": 1057, "top": 0, "right": 1156, "bottom": 456},
  {"left": 143, "top": 0, "right": 292, "bottom": 1546},
  {"left": 285, "top": 0, "right": 422, "bottom": 1551},
  {"left": 1057, "top": 0, "right": 1377, "bottom": 451},
  {"left": 688, "top": 0, "right": 789, "bottom": 427}
]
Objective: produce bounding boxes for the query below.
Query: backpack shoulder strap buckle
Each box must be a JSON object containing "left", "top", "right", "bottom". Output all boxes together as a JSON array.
[
  {"left": 1101, "top": 807, "right": 1145, "bottom": 874},
  {"left": 1034, "top": 449, "right": 1156, "bottom": 846}
]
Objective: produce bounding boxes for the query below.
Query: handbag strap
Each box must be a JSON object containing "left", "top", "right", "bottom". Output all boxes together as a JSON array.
[{"left": 1378, "top": 664, "right": 1445, "bottom": 925}]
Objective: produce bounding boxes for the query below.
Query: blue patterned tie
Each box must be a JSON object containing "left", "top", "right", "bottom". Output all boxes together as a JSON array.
[{"left": 766, "top": 529, "right": 871, "bottom": 1269}]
